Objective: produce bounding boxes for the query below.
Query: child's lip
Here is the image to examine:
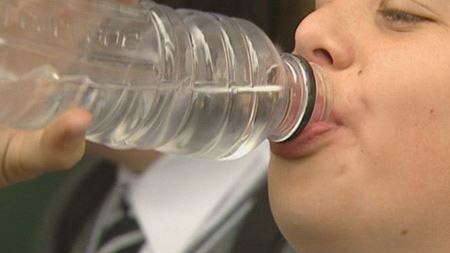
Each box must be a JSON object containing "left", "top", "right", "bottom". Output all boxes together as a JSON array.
[{"left": 270, "top": 111, "right": 343, "bottom": 159}]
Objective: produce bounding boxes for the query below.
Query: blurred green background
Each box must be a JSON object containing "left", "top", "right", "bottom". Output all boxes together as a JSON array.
[
  {"left": 0, "top": 171, "right": 68, "bottom": 253},
  {"left": 0, "top": 1, "right": 313, "bottom": 252}
]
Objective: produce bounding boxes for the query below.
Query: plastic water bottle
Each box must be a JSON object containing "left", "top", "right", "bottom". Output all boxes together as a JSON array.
[{"left": 0, "top": 0, "right": 332, "bottom": 159}]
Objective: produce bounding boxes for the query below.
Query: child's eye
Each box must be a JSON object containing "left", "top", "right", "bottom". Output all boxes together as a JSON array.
[
  {"left": 379, "top": 9, "right": 428, "bottom": 24},
  {"left": 378, "top": 9, "right": 432, "bottom": 31}
]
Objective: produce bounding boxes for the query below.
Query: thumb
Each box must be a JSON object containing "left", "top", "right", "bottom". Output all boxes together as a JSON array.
[{"left": 0, "top": 108, "right": 92, "bottom": 186}]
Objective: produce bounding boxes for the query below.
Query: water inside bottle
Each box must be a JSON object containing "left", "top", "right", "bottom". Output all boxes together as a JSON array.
[
  {"left": 83, "top": 81, "right": 287, "bottom": 158},
  {"left": 0, "top": 64, "right": 288, "bottom": 158}
]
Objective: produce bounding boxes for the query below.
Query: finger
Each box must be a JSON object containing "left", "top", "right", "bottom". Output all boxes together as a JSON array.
[
  {"left": 1, "top": 108, "right": 92, "bottom": 186},
  {"left": 39, "top": 108, "right": 92, "bottom": 169}
]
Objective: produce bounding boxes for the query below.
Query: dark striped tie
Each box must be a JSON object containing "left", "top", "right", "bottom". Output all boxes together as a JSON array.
[{"left": 96, "top": 192, "right": 146, "bottom": 253}]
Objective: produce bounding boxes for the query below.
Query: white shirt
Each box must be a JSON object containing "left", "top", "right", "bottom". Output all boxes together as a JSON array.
[{"left": 88, "top": 141, "right": 270, "bottom": 253}]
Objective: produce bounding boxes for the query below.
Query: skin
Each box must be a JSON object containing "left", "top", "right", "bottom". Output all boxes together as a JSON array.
[{"left": 268, "top": 0, "right": 450, "bottom": 253}]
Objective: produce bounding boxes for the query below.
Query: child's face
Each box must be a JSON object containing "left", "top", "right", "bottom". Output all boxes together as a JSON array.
[{"left": 269, "top": 0, "right": 450, "bottom": 252}]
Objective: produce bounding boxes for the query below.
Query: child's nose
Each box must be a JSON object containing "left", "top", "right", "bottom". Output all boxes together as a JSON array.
[{"left": 293, "top": 5, "right": 355, "bottom": 71}]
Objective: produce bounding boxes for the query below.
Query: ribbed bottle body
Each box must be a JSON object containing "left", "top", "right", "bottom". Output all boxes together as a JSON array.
[{"left": 0, "top": 0, "right": 322, "bottom": 159}]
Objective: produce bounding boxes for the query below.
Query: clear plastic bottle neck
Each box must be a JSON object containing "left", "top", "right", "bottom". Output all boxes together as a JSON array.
[{"left": 269, "top": 53, "right": 333, "bottom": 143}]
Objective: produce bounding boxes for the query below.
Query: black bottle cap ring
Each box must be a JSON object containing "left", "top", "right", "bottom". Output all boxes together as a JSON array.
[{"left": 282, "top": 55, "right": 317, "bottom": 143}]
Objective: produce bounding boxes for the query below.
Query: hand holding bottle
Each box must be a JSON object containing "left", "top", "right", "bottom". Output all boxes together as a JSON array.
[{"left": 0, "top": 108, "right": 91, "bottom": 187}]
